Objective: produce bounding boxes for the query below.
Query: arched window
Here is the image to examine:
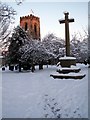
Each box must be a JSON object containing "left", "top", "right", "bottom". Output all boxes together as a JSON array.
[
  {"left": 34, "top": 24, "right": 37, "bottom": 35},
  {"left": 25, "top": 22, "right": 28, "bottom": 31}
]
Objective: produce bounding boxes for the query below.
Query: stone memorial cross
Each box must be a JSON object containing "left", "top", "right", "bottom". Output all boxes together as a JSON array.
[{"left": 59, "top": 12, "right": 74, "bottom": 56}]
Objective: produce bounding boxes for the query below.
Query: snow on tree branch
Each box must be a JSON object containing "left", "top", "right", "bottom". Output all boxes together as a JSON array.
[
  {"left": 0, "top": 2, "right": 16, "bottom": 52},
  {"left": 15, "top": 0, "right": 24, "bottom": 5}
]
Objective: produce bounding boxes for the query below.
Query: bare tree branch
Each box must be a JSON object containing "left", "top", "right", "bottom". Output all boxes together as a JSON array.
[
  {"left": 0, "top": 2, "right": 16, "bottom": 51},
  {"left": 15, "top": 0, "right": 24, "bottom": 5}
]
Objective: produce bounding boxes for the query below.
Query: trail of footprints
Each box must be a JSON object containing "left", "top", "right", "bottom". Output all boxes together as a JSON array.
[
  {"left": 43, "top": 94, "right": 81, "bottom": 118},
  {"left": 43, "top": 94, "right": 61, "bottom": 118}
]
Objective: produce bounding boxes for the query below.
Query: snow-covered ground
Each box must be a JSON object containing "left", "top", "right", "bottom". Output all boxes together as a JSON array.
[
  {"left": 1, "top": 64, "right": 88, "bottom": 118},
  {"left": 0, "top": 66, "right": 2, "bottom": 119}
]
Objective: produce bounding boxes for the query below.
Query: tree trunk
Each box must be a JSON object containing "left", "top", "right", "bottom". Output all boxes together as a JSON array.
[
  {"left": 47, "top": 64, "right": 48, "bottom": 68},
  {"left": 39, "top": 64, "right": 43, "bottom": 70},
  {"left": 19, "top": 61, "right": 21, "bottom": 72},
  {"left": 31, "top": 64, "right": 35, "bottom": 72},
  {"left": 9, "top": 64, "right": 11, "bottom": 70}
]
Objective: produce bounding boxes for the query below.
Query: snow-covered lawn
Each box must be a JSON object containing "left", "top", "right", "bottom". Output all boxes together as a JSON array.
[
  {"left": 2, "top": 64, "right": 88, "bottom": 118},
  {"left": 0, "top": 67, "right": 2, "bottom": 119}
]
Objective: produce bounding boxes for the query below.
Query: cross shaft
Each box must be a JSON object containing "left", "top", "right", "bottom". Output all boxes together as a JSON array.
[{"left": 59, "top": 12, "right": 74, "bottom": 56}]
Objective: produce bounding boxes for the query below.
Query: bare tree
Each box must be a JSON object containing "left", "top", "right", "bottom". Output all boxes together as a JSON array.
[
  {"left": 0, "top": 2, "right": 16, "bottom": 52},
  {"left": 15, "top": 0, "right": 24, "bottom": 5}
]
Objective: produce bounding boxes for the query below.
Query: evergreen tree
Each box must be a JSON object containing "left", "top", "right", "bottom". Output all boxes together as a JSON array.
[{"left": 6, "top": 26, "right": 30, "bottom": 65}]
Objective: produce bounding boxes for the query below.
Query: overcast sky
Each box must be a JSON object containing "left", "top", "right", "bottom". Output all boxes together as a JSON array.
[{"left": 2, "top": 1, "right": 88, "bottom": 39}]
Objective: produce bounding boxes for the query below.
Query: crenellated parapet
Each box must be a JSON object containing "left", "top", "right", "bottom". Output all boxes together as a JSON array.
[{"left": 20, "top": 14, "right": 40, "bottom": 22}]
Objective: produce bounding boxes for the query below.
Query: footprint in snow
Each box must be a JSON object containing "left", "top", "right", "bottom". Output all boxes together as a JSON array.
[
  {"left": 77, "top": 107, "right": 79, "bottom": 110},
  {"left": 54, "top": 103, "right": 58, "bottom": 106},
  {"left": 74, "top": 110, "right": 77, "bottom": 113},
  {"left": 51, "top": 107, "right": 54, "bottom": 110},
  {"left": 52, "top": 98, "right": 55, "bottom": 101},
  {"left": 57, "top": 114, "right": 61, "bottom": 118},
  {"left": 55, "top": 108, "right": 61, "bottom": 112},
  {"left": 47, "top": 103, "right": 50, "bottom": 107},
  {"left": 78, "top": 114, "right": 81, "bottom": 117},
  {"left": 45, "top": 114, "right": 49, "bottom": 118},
  {"left": 45, "top": 94, "right": 48, "bottom": 96}
]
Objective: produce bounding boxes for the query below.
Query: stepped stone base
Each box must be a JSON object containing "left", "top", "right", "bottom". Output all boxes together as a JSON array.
[
  {"left": 50, "top": 61, "right": 86, "bottom": 79},
  {"left": 59, "top": 56, "right": 76, "bottom": 67},
  {"left": 57, "top": 67, "right": 81, "bottom": 74},
  {"left": 50, "top": 74, "right": 86, "bottom": 79}
]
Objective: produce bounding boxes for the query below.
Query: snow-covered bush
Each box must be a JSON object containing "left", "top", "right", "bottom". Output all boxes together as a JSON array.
[
  {"left": 19, "top": 40, "right": 55, "bottom": 66},
  {"left": 70, "top": 35, "right": 88, "bottom": 62},
  {"left": 42, "top": 33, "right": 65, "bottom": 57},
  {"left": 42, "top": 33, "right": 88, "bottom": 63}
]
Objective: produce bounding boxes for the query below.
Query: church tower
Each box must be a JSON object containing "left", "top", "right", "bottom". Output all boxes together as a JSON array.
[{"left": 20, "top": 14, "right": 41, "bottom": 40}]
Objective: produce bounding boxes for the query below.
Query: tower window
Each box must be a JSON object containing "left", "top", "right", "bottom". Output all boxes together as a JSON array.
[
  {"left": 30, "top": 24, "right": 32, "bottom": 29},
  {"left": 25, "top": 22, "right": 28, "bottom": 31},
  {"left": 34, "top": 24, "right": 37, "bottom": 34}
]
